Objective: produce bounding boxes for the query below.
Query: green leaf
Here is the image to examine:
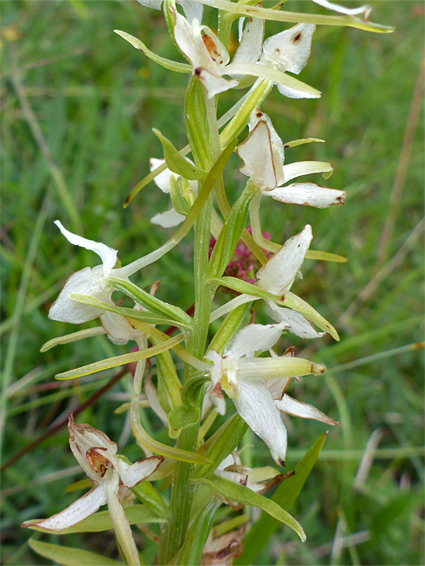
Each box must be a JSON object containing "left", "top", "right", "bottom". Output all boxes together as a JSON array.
[
  {"left": 168, "top": 405, "right": 201, "bottom": 431},
  {"left": 25, "top": 504, "right": 165, "bottom": 535},
  {"left": 208, "top": 276, "right": 284, "bottom": 303},
  {"left": 207, "top": 184, "right": 257, "bottom": 279},
  {"left": 283, "top": 137, "right": 325, "bottom": 149},
  {"left": 28, "top": 539, "right": 123, "bottom": 566},
  {"left": 208, "top": 303, "right": 249, "bottom": 354},
  {"left": 108, "top": 278, "right": 192, "bottom": 327},
  {"left": 113, "top": 30, "right": 191, "bottom": 74},
  {"left": 193, "top": 414, "right": 248, "bottom": 479},
  {"left": 185, "top": 78, "right": 212, "bottom": 170},
  {"left": 153, "top": 128, "right": 206, "bottom": 180},
  {"left": 227, "top": 62, "right": 321, "bottom": 99},
  {"left": 283, "top": 291, "right": 339, "bottom": 341},
  {"left": 131, "top": 485, "right": 169, "bottom": 519},
  {"left": 235, "top": 433, "right": 327, "bottom": 564},
  {"left": 170, "top": 487, "right": 221, "bottom": 565},
  {"left": 196, "top": 476, "right": 305, "bottom": 541},
  {"left": 55, "top": 334, "right": 184, "bottom": 380},
  {"left": 208, "top": 277, "right": 339, "bottom": 340}
]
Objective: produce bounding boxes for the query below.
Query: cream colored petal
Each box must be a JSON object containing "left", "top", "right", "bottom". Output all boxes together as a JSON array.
[
  {"left": 261, "top": 24, "right": 315, "bottom": 75},
  {"left": 225, "top": 322, "right": 286, "bottom": 359},
  {"left": 266, "top": 302, "right": 325, "bottom": 339},
  {"left": 54, "top": 220, "right": 118, "bottom": 276},
  {"left": 195, "top": 67, "right": 238, "bottom": 98},
  {"left": 100, "top": 311, "right": 139, "bottom": 345},
  {"left": 276, "top": 394, "right": 339, "bottom": 425},
  {"left": 237, "top": 120, "right": 278, "bottom": 190},
  {"left": 149, "top": 158, "right": 174, "bottom": 193},
  {"left": 68, "top": 415, "right": 117, "bottom": 481},
  {"left": 115, "top": 456, "right": 163, "bottom": 488},
  {"left": 49, "top": 266, "right": 111, "bottom": 324},
  {"left": 282, "top": 160, "right": 333, "bottom": 183},
  {"left": 256, "top": 225, "right": 312, "bottom": 294},
  {"left": 22, "top": 485, "right": 106, "bottom": 531},
  {"left": 268, "top": 183, "right": 345, "bottom": 208},
  {"left": 232, "top": 18, "right": 264, "bottom": 66},
  {"left": 233, "top": 381, "right": 287, "bottom": 466},
  {"left": 151, "top": 208, "right": 185, "bottom": 228}
]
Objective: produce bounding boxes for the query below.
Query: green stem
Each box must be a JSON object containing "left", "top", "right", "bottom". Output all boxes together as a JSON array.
[{"left": 166, "top": 93, "right": 218, "bottom": 564}]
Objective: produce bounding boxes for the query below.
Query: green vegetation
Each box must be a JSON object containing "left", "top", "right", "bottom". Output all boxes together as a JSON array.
[{"left": 1, "top": 1, "right": 423, "bottom": 564}]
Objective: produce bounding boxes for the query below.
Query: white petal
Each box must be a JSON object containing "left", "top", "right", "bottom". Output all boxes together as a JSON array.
[
  {"left": 275, "top": 81, "right": 319, "bottom": 99},
  {"left": 232, "top": 18, "right": 264, "bottom": 66},
  {"left": 23, "top": 485, "right": 106, "bottom": 531},
  {"left": 150, "top": 158, "right": 174, "bottom": 193},
  {"left": 268, "top": 183, "right": 345, "bottom": 208},
  {"left": 100, "top": 311, "right": 138, "bottom": 345},
  {"left": 49, "top": 266, "right": 111, "bottom": 324},
  {"left": 200, "top": 24, "right": 230, "bottom": 67},
  {"left": 136, "top": 0, "right": 163, "bottom": 10},
  {"left": 69, "top": 416, "right": 117, "bottom": 481},
  {"left": 151, "top": 208, "right": 185, "bottom": 228},
  {"left": 180, "top": 0, "right": 203, "bottom": 23},
  {"left": 261, "top": 24, "right": 315, "bottom": 75},
  {"left": 263, "top": 376, "right": 292, "bottom": 400},
  {"left": 54, "top": 220, "right": 118, "bottom": 276},
  {"left": 276, "top": 394, "right": 339, "bottom": 425},
  {"left": 312, "top": 0, "right": 371, "bottom": 18},
  {"left": 233, "top": 381, "right": 287, "bottom": 466},
  {"left": 256, "top": 225, "right": 313, "bottom": 294},
  {"left": 248, "top": 110, "right": 285, "bottom": 171},
  {"left": 237, "top": 120, "right": 278, "bottom": 190},
  {"left": 266, "top": 302, "right": 325, "bottom": 339},
  {"left": 195, "top": 67, "right": 238, "bottom": 98},
  {"left": 225, "top": 323, "right": 286, "bottom": 359},
  {"left": 116, "top": 456, "right": 163, "bottom": 488},
  {"left": 172, "top": 11, "right": 216, "bottom": 72},
  {"left": 282, "top": 161, "right": 333, "bottom": 183}
]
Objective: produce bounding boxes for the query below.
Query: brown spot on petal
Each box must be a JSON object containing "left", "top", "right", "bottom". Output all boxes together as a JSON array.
[
  {"left": 278, "top": 457, "right": 286, "bottom": 467},
  {"left": 194, "top": 67, "right": 202, "bottom": 76},
  {"left": 86, "top": 447, "right": 110, "bottom": 477},
  {"left": 292, "top": 32, "right": 302, "bottom": 43}
]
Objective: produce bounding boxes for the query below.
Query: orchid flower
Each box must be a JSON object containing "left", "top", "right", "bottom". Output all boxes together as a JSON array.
[
  {"left": 255, "top": 224, "right": 330, "bottom": 339},
  {"left": 48, "top": 221, "right": 158, "bottom": 325},
  {"left": 206, "top": 321, "right": 333, "bottom": 465},
  {"left": 149, "top": 157, "right": 197, "bottom": 228},
  {"left": 170, "top": 7, "right": 317, "bottom": 100},
  {"left": 238, "top": 110, "right": 345, "bottom": 208},
  {"left": 22, "top": 414, "right": 162, "bottom": 566},
  {"left": 215, "top": 451, "right": 290, "bottom": 495}
]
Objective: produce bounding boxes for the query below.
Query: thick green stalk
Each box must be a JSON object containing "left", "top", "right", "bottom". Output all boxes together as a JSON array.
[{"left": 166, "top": 94, "right": 218, "bottom": 564}]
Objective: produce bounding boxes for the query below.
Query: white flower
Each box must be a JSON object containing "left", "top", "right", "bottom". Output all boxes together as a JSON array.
[
  {"left": 206, "top": 322, "right": 333, "bottom": 465},
  {"left": 256, "top": 224, "right": 327, "bottom": 339},
  {"left": 170, "top": 8, "right": 317, "bottom": 99},
  {"left": 149, "top": 157, "right": 197, "bottom": 228},
  {"left": 237, "top": 110, "right": 345, "bottom": 208},
  {"left": 22, "top": 414, "right": 162, "bottom": 566},
  {"left": 48, "top": 221, "right": 152, "bottom": 326}
]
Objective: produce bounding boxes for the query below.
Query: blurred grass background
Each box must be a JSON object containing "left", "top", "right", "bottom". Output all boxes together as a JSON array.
[{"left": 1, "top": 0, "right": 424, "bottom": 564}]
